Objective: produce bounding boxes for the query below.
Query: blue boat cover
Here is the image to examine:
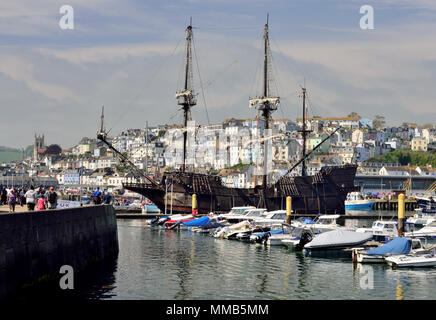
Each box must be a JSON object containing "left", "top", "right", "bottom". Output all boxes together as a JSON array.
[
  {"left": 182, "top": 216, "right": 210, "bottom": 227},
  {"left": 366, "top": 237, "right": 411, "bottom": 256},
  {"left": 202, "top": 222, "right": 224, "bottom": 229},
  {"left": 252, "top": 229, "right": 289, "bottom": 237}
]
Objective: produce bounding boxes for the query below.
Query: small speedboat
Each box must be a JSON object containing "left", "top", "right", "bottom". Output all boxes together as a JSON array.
[
  {"left": 352, "top": 237, "right": 426, "bottom": 264},
  {"left": 163, "top": 214, "right": 194, "bottom": 229},
  {"left": 304, "top": 229, "right": 373, "bottom": 253},
  {"left": 213, "top": 220, "right": 252, "bottom": 239},
  {"left": 385, "top": 249, "right": 436, "bottom": 268},
  {"left": 249, "top": 228, "right": 288, "bottom": 243}
]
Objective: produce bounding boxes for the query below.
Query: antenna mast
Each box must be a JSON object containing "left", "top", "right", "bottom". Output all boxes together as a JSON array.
[{"left": 175, "top": 17, "right": 196, "bottom": 173}]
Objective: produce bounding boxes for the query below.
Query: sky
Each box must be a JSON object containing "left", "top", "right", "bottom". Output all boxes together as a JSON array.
[{"left": 1, "top": 0, "right": 435, "bottom": 149}]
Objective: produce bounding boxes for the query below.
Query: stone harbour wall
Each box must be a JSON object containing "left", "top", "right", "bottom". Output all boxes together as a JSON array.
[{"left": 0, "top": 205, "right": 119, "bottom": 299}]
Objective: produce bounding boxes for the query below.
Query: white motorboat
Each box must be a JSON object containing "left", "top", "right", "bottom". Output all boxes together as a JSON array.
[
  {"left": 407, "top": 212, "right": 435, "bottom": 229},
  {"left": 219, "top": 207, "right": 265, "bottom": 223},
  {"left": 212, "top": 220, "right": 253, "bottom": 239},
  {"left": 305, "top": 214, "right": 353, "bottom": 234},
  {"left": 252, "top": 210, "right": 287, "bottom": 227},
  {"left": 278, "top": 228, "right": 315, "bottom": 249},
  {"left": 405, "top": 220, "right": 436, "bottom": 240},
  {"left": 385, "top": 249, "right": 436, "bottom": 268},
  {"left": 352, "top": 238, "right": 428, "bottom": 264},
  {"left": 356, "top": 220, "right": 417, "bottom": 242}
]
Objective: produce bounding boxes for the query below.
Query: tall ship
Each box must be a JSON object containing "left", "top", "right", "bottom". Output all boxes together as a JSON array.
[{"left": 98, "top": 18, "right": 358, "bottom": 215}]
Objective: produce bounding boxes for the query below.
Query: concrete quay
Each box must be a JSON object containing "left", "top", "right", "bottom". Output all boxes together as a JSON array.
[{"left": 0, "top": 205, "right": 119, "bottom": 299}]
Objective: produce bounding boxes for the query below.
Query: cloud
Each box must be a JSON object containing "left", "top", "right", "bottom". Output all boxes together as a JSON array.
[{"left": 0, "top": 54, "right": 78, "bottom": 102}]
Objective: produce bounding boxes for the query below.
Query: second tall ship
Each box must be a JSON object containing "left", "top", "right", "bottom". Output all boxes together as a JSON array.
[{"left": 98, "top": 18, "right": 358, "bottom": 215}]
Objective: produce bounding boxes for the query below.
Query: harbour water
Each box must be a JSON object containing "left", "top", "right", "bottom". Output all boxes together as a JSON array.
[{"left": 14, "top": 210, "right": 435, "bottom": 301}]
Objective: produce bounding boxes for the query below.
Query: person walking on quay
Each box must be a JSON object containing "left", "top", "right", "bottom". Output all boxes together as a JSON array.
[
  {"left": 7, "top": 189, "right": 17, "bottom": 213},
  {"left": 46, "top": 186, "right": 58, "bottom": 209},
  {"left": 0, "top": 186, "right": 6, "bottom": 205},
  {"left": 25, "top": 186, "right": 37, "bottom": 211},
  {"left": 103, "top": 191, "right": 112, "bottom": 204},
  {"left": 19, "top": 188, "right": 26, "bottom": 206},
  {"left": 93, "top": 187, "right": 102, "bottom": 204},
  {"left": 37, "top": 194, "right": 46, "bottom": 211}
]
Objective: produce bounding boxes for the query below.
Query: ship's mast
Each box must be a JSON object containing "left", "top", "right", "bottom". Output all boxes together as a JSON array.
[
  {"left": 176, "top": 17, "right": 196, "bottom": 173},
  {"left": 249, "top": 14, "right": 279, "bottom": 187},
  {"left": 299, "top": 87, "right": 311, "bottom": 176}
]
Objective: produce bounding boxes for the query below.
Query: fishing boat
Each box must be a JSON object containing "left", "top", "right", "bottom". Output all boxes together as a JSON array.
[
  {"left": 345, "top": 192, "right": 376, "bottom": 211},
  {"left": 385, "top": 249, "right": 436, "bottom": 268},
  {"left": 97, "top": 18, "right": 358, "bottom": 217}
]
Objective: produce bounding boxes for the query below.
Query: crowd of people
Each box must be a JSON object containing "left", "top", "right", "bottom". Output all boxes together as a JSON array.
[
  {"left": 1, "top": 185, "right": 116, "bottom": 214},
  {"left": 0, "top": 185, "right": 58, "bottom": 213}
]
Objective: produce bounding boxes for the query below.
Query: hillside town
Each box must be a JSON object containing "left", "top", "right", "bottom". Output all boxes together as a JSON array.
[{"left": 1, "top": 115, "right": 435, "bottom": 193}]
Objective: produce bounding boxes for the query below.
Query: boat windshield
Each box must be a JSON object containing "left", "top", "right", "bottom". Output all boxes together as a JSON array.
[
  {"left": 229, "top": 208, "right": 251, "bottom": 215},
  {"left": 246, "top": 210, "right": 264, "bottom": 217},
  {"left": 317, "top": 218, "right": 335, "bottom": 225},
  {"left": 271, "top": 213, "right": 286, "bottom": 220}
]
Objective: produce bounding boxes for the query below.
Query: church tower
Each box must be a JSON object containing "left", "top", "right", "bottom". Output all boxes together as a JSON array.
[{"left": 34, "top": 134, "right": 45, "bottom": 160}]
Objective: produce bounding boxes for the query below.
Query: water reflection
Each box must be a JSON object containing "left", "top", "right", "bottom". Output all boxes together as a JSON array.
[{"left": 15, "top": 219, "right": 436, "bottom": 300}]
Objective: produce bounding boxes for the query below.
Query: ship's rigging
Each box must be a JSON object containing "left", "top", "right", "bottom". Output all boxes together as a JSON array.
[{"left": 95, "top": 17, "right": 357, "bottom": 216}]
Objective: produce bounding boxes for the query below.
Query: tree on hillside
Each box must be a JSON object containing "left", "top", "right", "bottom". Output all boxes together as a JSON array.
[
  {"left": 347, "top": 112, "right": 361, "bottom": 119},
  {"left": 373, "top": 115, "right": 386, "bottom": 130}
]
